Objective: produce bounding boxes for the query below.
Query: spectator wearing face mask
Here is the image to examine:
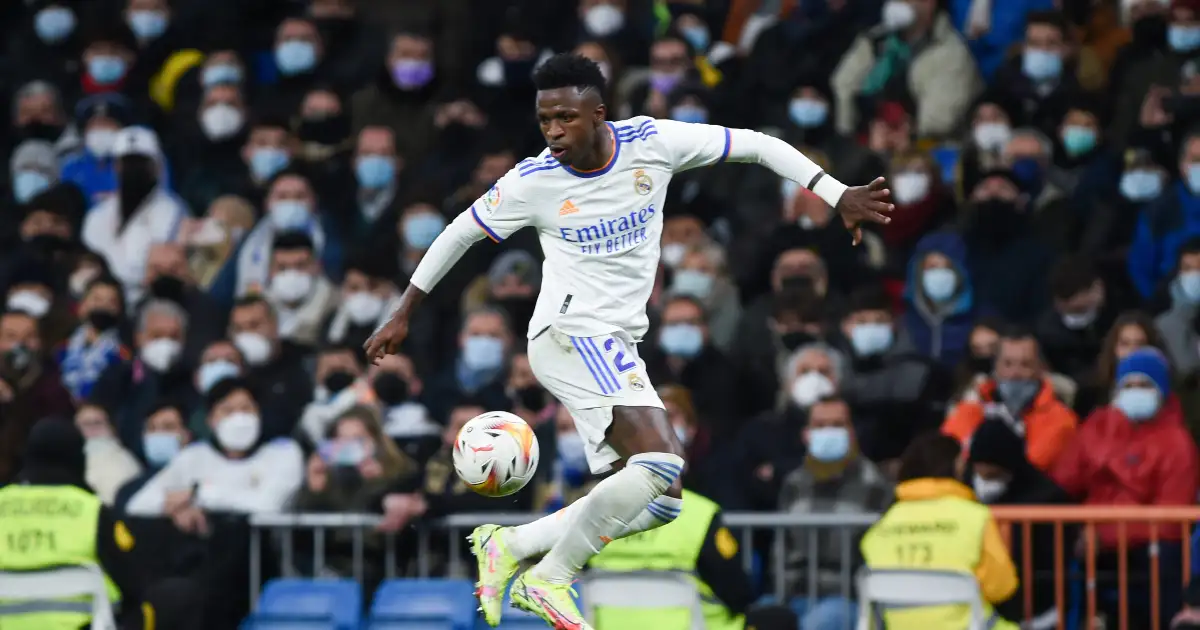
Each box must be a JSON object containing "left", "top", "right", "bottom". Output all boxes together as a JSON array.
[
  {"left": 77, "top": 23, "right": 137, "bottom": 98},
  {"left": 141, "top": 242, "right": 226, "bottom": 364},
  {"left": 259, "top": 17, "right": 328, "bottom": 117},
  {"left": 902, "top": 231, "right": 980, "bottom": 367},
  {"left": 350, "top": 31, "right": 443, "bottom": 163},
  {"left": 776, "top": 79, "right": 883, "bottom": 189},
  {"left": 1157, "top": 238, "right": 1200, "bottom": 376},
  {"left": 235, "top": 115, "right": 296, "bottom": 207},
  {"left": 575, "top": 0, "right": 649, "bottom": 65},
  {"left": 735, "top": 343, "right": 847, "bottom": 511},
  {"left": 1111, "top": 0, "right": 1200, "bottom": 148},
  {"left": 61, "top": 93, "right": 175, "bottom": 206},
  {"left": 957, "top": 96, "right": 1018, "bottom": 197},
  {"left": 1035, "top": 257, "right": 1114, "bottom": 385},
  {"left": 645, "top": 295, "right": 742, "bottom": 436},
  {"left": 881, "top": 149, "right": 955, "bottom": 261},
  {"left": 780, "top": 397, "right": 893, "bottom": 630},
  {"left": 298, "top": 343, "right": 378, "bottom": 447},
  {"left": 1078, "top": 148, "right": 1169, "bottom": 282},
  {"left": 0, "top": 309, "right": 75, "bottom": 483},
  {"left": 82, "top": 126, "right": 187, "bottom": 305},
  {"left": 1, "top": 184, "right": 85, "bottom": 283},
  {"left": 90, "top": 298, "right": 191, "bottom": 449},
  {"left": 948, "top": 0, "right": 1056, "bottom": 81},
  {"left": 831, "top": 0, "right": 982, "bottom": 138},
  {"left": 1053, "top": 100, "right": 1122, "bottom": 210},
  {"left": 626, "top": 33, "right": 698, "bottom": 119},
  {"left": 323, "top": 254, "right": 403, "bottom": 351},
  {"left": 839, "top": 285, "right": 953, "bottom": 464},
  {"left": 12, "top": 5, "right": 83, "bottom": 94},
  {"left": 113, "top": 400, "right": 193, "bottom": 510},
  {"left": 966, "top": 420, "right": 1072, "bottom": 629},
  {"left": 265, "top": 231, "right": 337, "bottom": 349},
  {"left": 1077, "top": 311, "right": 1170, "bottom": 416},
  {"left": 664, "top": 244, "right": 741, "bottom": 354},
  {"left": 4, "top": 258, "right": 74, "bottom": 348},
  {"left": 294, "top": 405, "right": 419, "bottom": 589},
  {"left": 56, "top": 275, "right": 128, "bottom": 402},
  {"left": 372, "top": 353, "right": 437, "bottom": 461},
  {"left": 10, "top": 78, "right": 69, "bottom": 155},
  {"left": 944, "top": 328, "right": 1079, "bottom": 471},
  {"left": 9, "top": 140, "right": 61, "bottom": 205},
  {"left": 174, "top": 84, "right": 250, "bottom": 213},
  {"left": 1128, "top": 129, "right": 1200, "bottom": 300},
  {"left": 990, "top": 11, "right": 1089, "bottom": 139},
  {"left": 187, "top": 339, "right": 244, "bottom": 436},
  {"left": 422, "top": 306, "right": 514, "bottom": 424},
  {"left": 74, "top": 402, "right": 141, "bottom": 505},
  {"left": 1053, "top": 348, "right": 1197, "bottom": 628},
  {"left": 227, "top": 296, "right": 313, "bottom": 439},
  {"left": 345, "top": 126, "right": 405, "bottom": 243},
  {"left": 125, "top": 378, "right": 304, "bottom": 528}
]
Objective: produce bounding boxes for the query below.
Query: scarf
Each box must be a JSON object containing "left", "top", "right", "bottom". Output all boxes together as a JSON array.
[
  {"left": 57, "top": 326, "right": 127, "bottom": 401},
  {"left": 861, "top": 35, "right": 912, "bottom": 96}
]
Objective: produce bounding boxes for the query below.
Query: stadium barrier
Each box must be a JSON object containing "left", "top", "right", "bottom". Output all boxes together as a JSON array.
[{"left": 249, "top": 507, "right": 1200, "bottom": 629}]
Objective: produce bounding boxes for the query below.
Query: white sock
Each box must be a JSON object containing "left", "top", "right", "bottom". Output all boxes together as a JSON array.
[
  {"left": 530, "top": 452, "right": 684, "bottom": 584},
  {"left": 505, "top": 494, "right": 684, "bottom": 560}
]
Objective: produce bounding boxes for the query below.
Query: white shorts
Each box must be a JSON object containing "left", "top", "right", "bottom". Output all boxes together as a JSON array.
[{"left": 527, "top": 327, "right": 664, "bottom": 474}]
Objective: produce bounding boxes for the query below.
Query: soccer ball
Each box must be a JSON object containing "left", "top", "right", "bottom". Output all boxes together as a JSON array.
[{"left": 453, "top": 411, "right": 540, "bottom": 497}]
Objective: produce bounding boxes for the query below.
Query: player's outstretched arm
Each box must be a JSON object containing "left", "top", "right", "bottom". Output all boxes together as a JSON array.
[{"left": 364, "top": 209, "right": 486, "bottom": 362}]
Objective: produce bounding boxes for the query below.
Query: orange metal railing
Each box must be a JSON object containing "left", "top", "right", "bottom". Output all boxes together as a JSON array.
[{"left": 991, "top": 506, "right": 1200, "bottom": 630}]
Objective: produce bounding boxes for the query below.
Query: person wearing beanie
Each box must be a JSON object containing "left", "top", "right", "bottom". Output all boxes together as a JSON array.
[
  {"left": 1052, "top": 347, "right": 1198, "bottom": 627},
  {"left": 0, "top": 417, "right": 153, "bottom": 629}
]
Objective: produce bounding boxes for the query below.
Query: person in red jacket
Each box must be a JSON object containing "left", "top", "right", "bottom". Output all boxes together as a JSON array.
[{"left": 1052, "top": 347, "right": 1198, "bottom": 629}]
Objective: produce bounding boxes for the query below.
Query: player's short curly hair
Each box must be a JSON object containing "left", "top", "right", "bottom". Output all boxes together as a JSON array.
[{"left": 532, "top": 53, "right": 606, "bottom": 97}]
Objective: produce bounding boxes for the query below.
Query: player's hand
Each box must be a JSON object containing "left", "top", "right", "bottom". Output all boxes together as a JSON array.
[
  {"left": 836, "top": 176, "right": 894, "bottom": 245},
  {"left": 364, "top": 312, "right": 409, "bottom": 365}
]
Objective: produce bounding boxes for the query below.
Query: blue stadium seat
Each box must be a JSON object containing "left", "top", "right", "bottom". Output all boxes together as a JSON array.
[
  {"left": 367, "top": 579, "right": 476, "bottom": 630},
  {"left": 241, "top": 578, "right": 361, "bottom": 630}
]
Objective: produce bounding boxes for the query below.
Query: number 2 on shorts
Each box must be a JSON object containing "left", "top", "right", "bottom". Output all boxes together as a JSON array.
[{"left": 604, "top": 337, "right": 637, "bottom": 373}]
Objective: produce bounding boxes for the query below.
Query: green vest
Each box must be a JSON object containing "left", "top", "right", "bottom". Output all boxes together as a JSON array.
[
  {"left": 589, "top": 490, "right": 744, "bottom": 630},
  {"left": 860, "top": 495, "right": 1016, "bottom": 630},
  {"left": 0, "top": 484, "right": 123, "bottom": 630}
]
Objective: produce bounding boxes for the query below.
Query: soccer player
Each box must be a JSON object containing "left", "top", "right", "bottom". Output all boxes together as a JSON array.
[{"left": 365, "top": 53, "right": 892, "bottom": 629}]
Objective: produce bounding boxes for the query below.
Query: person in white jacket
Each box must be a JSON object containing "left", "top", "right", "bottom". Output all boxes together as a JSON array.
[
  {"left": 125, "top": 377, "right": 303, "bottom": 534},
  {"left": 74, "top": 402, "right": 141, "bottom": 505}
]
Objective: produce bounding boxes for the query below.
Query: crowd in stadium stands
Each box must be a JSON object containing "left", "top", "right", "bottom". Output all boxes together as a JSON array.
[{"left": 7, "top": 0, "right": 1200, "bottom": 626}]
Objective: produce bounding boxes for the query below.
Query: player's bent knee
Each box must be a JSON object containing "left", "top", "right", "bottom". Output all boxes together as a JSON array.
[
  {"left": 645, "top": 493, "right": 683, "bottom": 526},
  {"left": 665, "top": 477, "right": 684, "bottom": 499},
  {"left": 627, "top": 452, "right": 685, "bottom": 494}
]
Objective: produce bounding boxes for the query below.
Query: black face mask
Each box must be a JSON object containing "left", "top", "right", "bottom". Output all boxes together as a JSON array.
[
  {"left": 24, "top": 234, "right": 73, "bottom": 255},
  {"left": 0, "top": 344, "right": 36, "bottom": 381},
  {"left": 1132, "top": 15, "right": 1167, "bottom": 48},
  {"left": 968, "top": 354, "right": 994, "bottom": 375},
  {"left": 297, "top": 115, "right": 350, "bottom": 147},
  {"left": 780, "top": 275, "right": 815, "bottom": 293},
  {"left": 86, "top": 310, "right": 119, "bottom": 332},
  {"left": 322, "top": 370, "right": 356, "bottom": 396},
  {"left": 517, "top": 386, "right": 545, "bottom": 411},
  {"left": 149, "top": 275, "right": 187, "bottom": 305},
  {"left": 780, "top": 330, "right": 816, "bottom": 352},
  {"left": 117, "top": 156, "right": 158, "bottom": 213},
  {"left": 19, "top": 122, "right": 65, "bottom": 143},
  {"left": 970, "top": 200, "right": 1028, "bottom": 244},
  {"left": 372, "top": 372, "right": 409, "bottom": 407}
]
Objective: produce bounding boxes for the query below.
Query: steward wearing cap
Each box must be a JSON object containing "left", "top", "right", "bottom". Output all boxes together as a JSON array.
[{"left": 0, "top": 418, "right": 152, "bottom": 629}]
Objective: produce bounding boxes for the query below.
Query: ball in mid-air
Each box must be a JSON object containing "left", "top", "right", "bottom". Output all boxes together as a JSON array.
[{"left": 453, "top": 411, "right": 540, "bottom": 497}]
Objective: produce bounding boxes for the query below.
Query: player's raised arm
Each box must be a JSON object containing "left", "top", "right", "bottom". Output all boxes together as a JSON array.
[
  {"left": 654, "top": 118, "right": 894, "bottom": 245},
  {"left": 364, "top": 176, "right": 530, "bottom": 362}
]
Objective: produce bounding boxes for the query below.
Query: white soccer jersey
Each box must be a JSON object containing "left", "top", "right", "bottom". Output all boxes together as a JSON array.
[
  {"left": 409, "top": 116, "right": 845, "bottom": 342},
  {"left": 470, "top": 117, "right": 734, "bottom": 341}
]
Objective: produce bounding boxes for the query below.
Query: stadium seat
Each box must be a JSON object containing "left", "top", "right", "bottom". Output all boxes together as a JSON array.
[
  {"left": 241, "top": 578, "right": 361, "bottom": 630},
  {"left": 367, "top": 579, "right": 476, "bottom": 630}
]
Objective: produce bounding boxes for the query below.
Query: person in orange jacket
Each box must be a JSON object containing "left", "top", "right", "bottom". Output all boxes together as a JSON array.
[{"left": 943, "top": 328, "right": 1078, "bottom": 471}]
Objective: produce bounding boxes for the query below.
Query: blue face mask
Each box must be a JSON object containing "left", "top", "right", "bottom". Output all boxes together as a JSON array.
[
  {"left": 807, "top": 426, "right": 851, "bottom": 462},
  {"left": 921, "top": 267, "right": 957, "bottom": 302},
  {"left": 13, "top": 171, "right": 51, "bottom": 204},
  {"left": 462, "top": 335, "right": 504, "bottom": 372},
  {"left": 275, "top": 40, "right": 317, "bottom": 76},
  {"left": 88, "top": 55, "right": 127, "bottom": 85},
  {"left": 269, "top": 200, "right": 312, "bottom": 230},
  {"left": 402, "top": 213, "right": 446, "bottom": 249},
  {"left": 659, "top": 323, "right": 704, "bottom": 359},
  {"left": 1114, "top": 386, "right": 1161, "bottom": 422},
  {"left": 1011, "top": 158, "right": 1043, "bottom": 190},
  {"left": 671, "top": 105, "right": 708, "bottom": 124},
  {"left": 1061, "top": 125, "right": 1096, "bottom": 157},
  {"left": 789, "top": 98, "right": 828, "bottom": 128},
  {"left": 1179, "top": 271, "right": 1200, "bottom": 304},
  {"left": 1022, "top": 49, "right": 1062, "bottom": 81},
  {"left": 128, "top": 10, "right": 167, "bottom": 39},
  {"left": 680, "top": 25, "right": 710, "bottom": 51},
  {"left": 1120, "top": 169, "right": 1163, "bottom": 201},
  {"left": 35, "top": 6, "right": 75, "bottom": 44},
  {"left": 202, "top": 63, "right": 242, "bottom": 87},
  {"left": 672, "top": 269, "right": 714, "bottom": 299},
  {"left": 849, "top": 322, "right": 894, "bottom": 356},
  {"left": 142, "top": 432, "right": 181, "bottom": 466},
  {"left": 1169, "top": 25, "right": 1200, "bottom": 52},
  {"left": 355, "top": 155, "right": 395, "bottom": 189},
  {"left": 197, "top": 359, "right": 240, "bottom": 393},
  {"left": 1187, "top": 164, "right": 1200, "bottom": 194},
  {"left": 249, "top": 147, "right": 290, "bottom": 181}
]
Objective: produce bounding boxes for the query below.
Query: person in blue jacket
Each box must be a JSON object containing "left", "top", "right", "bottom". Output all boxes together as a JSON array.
[
  {"left": 60, "top": 93, "right": 171, "bottom": 207},
  {"left": 1128, "top": 129, "right": 1200, "bottom": 301},
  {"left": 902, "top": 230, "right": 981, "bottom": 368}
]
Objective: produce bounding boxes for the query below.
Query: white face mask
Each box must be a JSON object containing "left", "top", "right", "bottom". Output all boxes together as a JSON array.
[
  {"left": 882, "top": 0, "right": 917, "bottom": 30},
  {"left": 584, "top": 3, "right": 625, "bottom": 36},
  {"left": 790, "top": 371, "right": 835, "bottom": 408},
  {"left": 891, "top": 172, "right": 931, "bottom": 205},
  {"left": 7, "top": 290, "right": 51, "bottom": 318},
  {"left": 345, "top": 291, "right": 385, "bottom": 325},
  {"left": 200, "top": 103, "right": 244, "bottom": 141},
  {"left": 215, "top": 411, "right": 260, "bottom": 451},
  {"left": 85, "top": 128, "right": 119, "bottom": 158},
  {"left": 661, "top": 242, "right": 687, "bottom": 268},
  {"left": 140, "top": 338, "right": 182, "bottom": 372},
  {"left": 269, "top": 269, "right": 314, "bottom": 304},
  {"left": 972, "top": 474, "right": 1008, "bottom": 503},
  {"left": 973, "top": 122, "right": 1012, "bottom": 152},
  {"left": 233, "top": 331, "right": 272, "bottom": 366}
]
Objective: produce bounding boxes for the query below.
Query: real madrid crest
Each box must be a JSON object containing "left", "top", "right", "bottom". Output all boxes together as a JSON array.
[
  {"left": 627, "top": 372, "right": 646, "bottom": 391},
  {"left": 634, "top": 169, "right": 653, "bottom": 196}
]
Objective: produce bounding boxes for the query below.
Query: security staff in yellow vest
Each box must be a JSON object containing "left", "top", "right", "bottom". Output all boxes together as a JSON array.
[
  {"left": 860, "top": 434, "right": 1018, "bottom": 630},
  {"left": 0, "top": 418, "right": 152, "bottom": 629},
  {"left": 589, "top": 488, "right": 753, "bottom": 630}
]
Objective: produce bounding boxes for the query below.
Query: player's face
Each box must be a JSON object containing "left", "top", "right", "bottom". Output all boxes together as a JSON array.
[{"left": 535, "top": 88, "right": 604, "bottom": 165}]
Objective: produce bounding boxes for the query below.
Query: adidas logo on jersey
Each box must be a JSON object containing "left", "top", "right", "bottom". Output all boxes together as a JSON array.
[{"left": 559, "top": 200, "right": 579, "bottom": 216}]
